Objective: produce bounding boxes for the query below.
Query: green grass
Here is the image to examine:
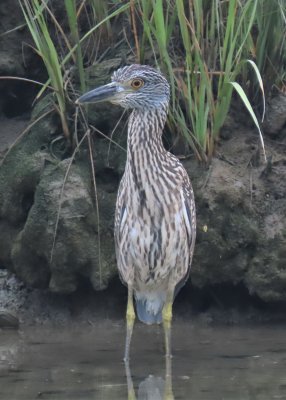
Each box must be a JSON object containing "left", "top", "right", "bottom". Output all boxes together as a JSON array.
[
  {"left": 64, "top": 0, "right": 86, "bottom": 93},
  {"left": 18, "top": 0, "right": 129, "bottom": 143},
  {"left": 15, "top": 0, "right": 286, "bottom": 159},
  {"left": 20, "top": 0, "right": 70, "bottom": 140},
  {"left": 136, "top": 0, "right": 264, "bottom": 160},
  {"left": 254, "top": 0, "right": 286, "bottom": 90}
]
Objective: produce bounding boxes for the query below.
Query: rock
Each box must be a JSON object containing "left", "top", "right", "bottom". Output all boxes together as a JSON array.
[
  {"left": 0, "top": 310, "right": 19, "bottom": 329},
  {"left": 0, "top": 0, "right": 40, "bottom": 119},
  {"left": 10, "top": 157, "right": 117, "bottom": 292},
  {"left": 0, "top": 0, "right": 27, "bottom": 76},
  {"left": 0, "top": 92, "right": 121, "bottom": 293},
  {"left": 263, "top": 90, "right": 286, "bottom": 135},
  {"left": 246, "top": 239, "right": 286, "bottom": 302},
  {"left": 186, "top": 131, "right": 286, "bottom": 302},
  {"left": 0, "top": 269, "right": 27, "bottom": 323}
]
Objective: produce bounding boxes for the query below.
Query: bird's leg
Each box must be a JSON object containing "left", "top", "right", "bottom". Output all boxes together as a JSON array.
[
  {"left": 124, "top": 358, "right": 136, "bottom": 400},
  {"left": 162, "top": 288, "right": 174, "bottom": 358},
  {"left": 124, "top": 283, "right": 135, "bottom": 361},
  {"left": 164, "top": 353, "right": 174, "bottom": 400}
]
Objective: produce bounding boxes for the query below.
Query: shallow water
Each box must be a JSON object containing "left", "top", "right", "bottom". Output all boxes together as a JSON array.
[{"left": 0, "top": 321, "right": 286, "bottom": 399}]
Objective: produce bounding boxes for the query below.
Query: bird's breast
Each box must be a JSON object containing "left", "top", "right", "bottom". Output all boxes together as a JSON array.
[
  {"left": 120, "top": 183, "right": 188, "bottom": 286},
  {"left": 115, "top": 150, "right": 192, "bottom": 287}
]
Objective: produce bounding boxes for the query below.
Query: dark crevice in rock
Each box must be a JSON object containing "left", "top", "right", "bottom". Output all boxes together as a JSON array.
[
  {"left": 21, "top": 191, "right": 35, "bottom": 218},
  {"left": 1, "top": 80, "right": 38, "bottom": 118},
  {"left": 175, "top": 282, "right": 259, "bottom": 313},
  {"left": 69, "top": 276, "right": 126, "bottom": 319},
  {"left": 96, "top": 167, "right": 120, "bottom": 193},
  {"left": 175, "top": 281, "right": 286, "bottom": 323}
]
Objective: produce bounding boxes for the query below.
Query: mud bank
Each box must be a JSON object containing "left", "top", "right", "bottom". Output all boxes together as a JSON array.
[{"left": 1, "top": 0, "right": 286, "bottom": 326}]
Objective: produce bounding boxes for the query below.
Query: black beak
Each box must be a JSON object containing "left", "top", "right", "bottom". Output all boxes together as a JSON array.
[{"left": 76, "top": 82, "right": 119, "bottom": 104}]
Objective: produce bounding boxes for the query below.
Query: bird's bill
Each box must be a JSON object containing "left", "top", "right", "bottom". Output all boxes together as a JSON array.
[{"left": 76, "top": 82, "right": 121, "bottom": 104}]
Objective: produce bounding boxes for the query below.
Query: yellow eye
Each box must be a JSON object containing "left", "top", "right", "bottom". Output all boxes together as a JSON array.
[{"left": 131, "top": 78, "right": 144, "bottom": 90}]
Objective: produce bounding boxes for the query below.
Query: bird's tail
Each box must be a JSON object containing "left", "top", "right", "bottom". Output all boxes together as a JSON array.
[{"left": 135, "top": 292, "right": 166, "bottom": 325}]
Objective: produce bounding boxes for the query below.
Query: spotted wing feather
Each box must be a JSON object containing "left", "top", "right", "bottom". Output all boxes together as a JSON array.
[
  {"left": 114, "top": 174, "right": 128, "bottom": 285},
  {"left": 175, "top": 170, "right": 196, "bottom": 294}
]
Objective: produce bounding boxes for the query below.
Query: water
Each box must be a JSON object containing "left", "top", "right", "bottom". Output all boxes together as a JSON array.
[{"left": 0, "top": 321, "right": 286, "bottom": 399}]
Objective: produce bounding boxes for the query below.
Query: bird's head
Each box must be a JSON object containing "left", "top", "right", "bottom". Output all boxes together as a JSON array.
[{"left": 76, "top": 64, "right": 170, "bottom": 110}]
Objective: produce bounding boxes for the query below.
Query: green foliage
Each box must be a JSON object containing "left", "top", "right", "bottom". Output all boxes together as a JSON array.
[
  {"left": 137, "top": 0, "right": 264, "bottom": 160},
  {"left": 18, "top": 0, "right": 285, "bottom": 159},
  {"left": 18, "top": 0, "right": 129, "bottom": 142},
  {"left": 135, "top": 0, "right": 286, "bottom": 159},
  {"left": 64, "top": 0, "right": 86, "bottom": 92},
  {"left": 253, "top": 0, "right": 286, "bottom": 89},
  {"left": 20, "top": 0, "right": 70, "bottom": 139}
]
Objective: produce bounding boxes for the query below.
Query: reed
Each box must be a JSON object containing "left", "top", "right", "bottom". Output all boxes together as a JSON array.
[
  {"left": 137, "top": 0, "right": 262, "bottom": 160},
  {"left": 20, "top": 0, "right": 70, "bottom": 139},
  {"left": 253, "top": 0, "right": 286, "bottom": 90},
  {"left": 18, "top": 0, "right": 285, "bottom": 159},
  {"left": 19, "top": 0, "right": 129, "bottom": 142},
  {"left": 64, "top": 0, "right": 86, "bottom": 92}
]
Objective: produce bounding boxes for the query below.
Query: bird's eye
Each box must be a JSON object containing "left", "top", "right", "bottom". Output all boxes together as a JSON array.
[{"left": 131, "top": 78, "right": 144, "bottom": 90}]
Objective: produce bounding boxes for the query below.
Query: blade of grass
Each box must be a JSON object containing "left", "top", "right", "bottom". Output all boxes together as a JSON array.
[
  {"left": 230, "top": 81, "right": 266, "bottom": 162},
  {"left": 19, "top": 0, "right": 70, "bottom": 139},
  {"left": 64, "top": 0, "right": 86, "bottom": 92},
  {"left": 35, "top": 2, "right": 130, "bottom": 100},
  {"left": 246, "top": 59, "right": 266, "bottom": 122}
]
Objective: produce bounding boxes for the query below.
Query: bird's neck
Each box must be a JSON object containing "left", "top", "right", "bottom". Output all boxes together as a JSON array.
[{"left": 127, "top": 105, "right": 168, "bottom": 159}]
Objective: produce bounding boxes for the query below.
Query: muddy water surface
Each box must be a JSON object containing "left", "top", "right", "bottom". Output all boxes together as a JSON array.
[{"left": 0, "top": 321, "right": 286, "bottom": 399}]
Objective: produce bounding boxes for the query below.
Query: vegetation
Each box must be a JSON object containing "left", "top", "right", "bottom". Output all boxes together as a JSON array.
[
  {"left": 20, "top": 0, "right": 70, "bottom": 139},
  {"left": 16, "top": 0, "right": 286, "bottom": 160},
  {"left": 19, "top": 0, "right": 129, "bottom": 146},
  {"left": 254, "top": 0, "right": 286, "bottom": 91}
]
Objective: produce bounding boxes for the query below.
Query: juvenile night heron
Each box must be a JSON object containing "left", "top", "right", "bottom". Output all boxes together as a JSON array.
[{"left": 77, "top": 65, "right": 196, "bottom": 359}]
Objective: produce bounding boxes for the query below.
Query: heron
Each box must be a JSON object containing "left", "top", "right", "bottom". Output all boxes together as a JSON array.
[{"left": 77, "top": 64, "right": 196, "bottom": 360}]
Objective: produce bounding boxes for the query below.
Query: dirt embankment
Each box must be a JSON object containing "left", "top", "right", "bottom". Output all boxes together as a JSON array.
[{"left": 1, "top": 0, "right": 286, "bottom": 326}]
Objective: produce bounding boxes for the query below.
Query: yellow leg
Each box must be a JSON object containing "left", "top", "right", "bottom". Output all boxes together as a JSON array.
[
  {"left": 164, "top": 354, "right": 174, "bottom": 400},
  {"left": 162, "top": 290, "right": 174, "bottom": 358},
  {"left": 124, "top": 358, "right": 136, "bottom": 400},
  {"left": 124, "top": 283, "right": 135, "bottom": 361}
]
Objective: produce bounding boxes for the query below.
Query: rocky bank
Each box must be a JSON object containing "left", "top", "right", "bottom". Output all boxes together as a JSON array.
[{"left": 0, "top": 0, "right": 286, "bottom": 326}]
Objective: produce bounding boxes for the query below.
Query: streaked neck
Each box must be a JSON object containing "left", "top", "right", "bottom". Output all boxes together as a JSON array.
[{"left": 127, "top": 104, "right": 168, "bottom": 155}]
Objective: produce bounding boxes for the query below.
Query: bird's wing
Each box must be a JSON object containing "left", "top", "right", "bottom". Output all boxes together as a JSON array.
[
  {"left": 175, "top": 171, "right": 196, "bottom": 295},
  {"left": 114, "top": 175, "right": 128, "bottom": 284},
  {"left": 181, "top": 172, "right": 196, "bottom": 257},
  {"left": 114, "top": 176, "right": 126, "bottom": 246}
]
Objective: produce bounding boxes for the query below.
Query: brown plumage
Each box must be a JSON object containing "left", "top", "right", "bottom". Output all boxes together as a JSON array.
[{"left": 77, "top": 64, "right": 196, "bottom": 359}]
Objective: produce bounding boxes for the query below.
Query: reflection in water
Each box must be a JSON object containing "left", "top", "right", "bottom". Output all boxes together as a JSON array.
[
  {"left": 125, "top": 355, "right": 174, "bottom": 400},
  {"left": 1, "top": 322, "right": 286, "bottom": 399}
]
